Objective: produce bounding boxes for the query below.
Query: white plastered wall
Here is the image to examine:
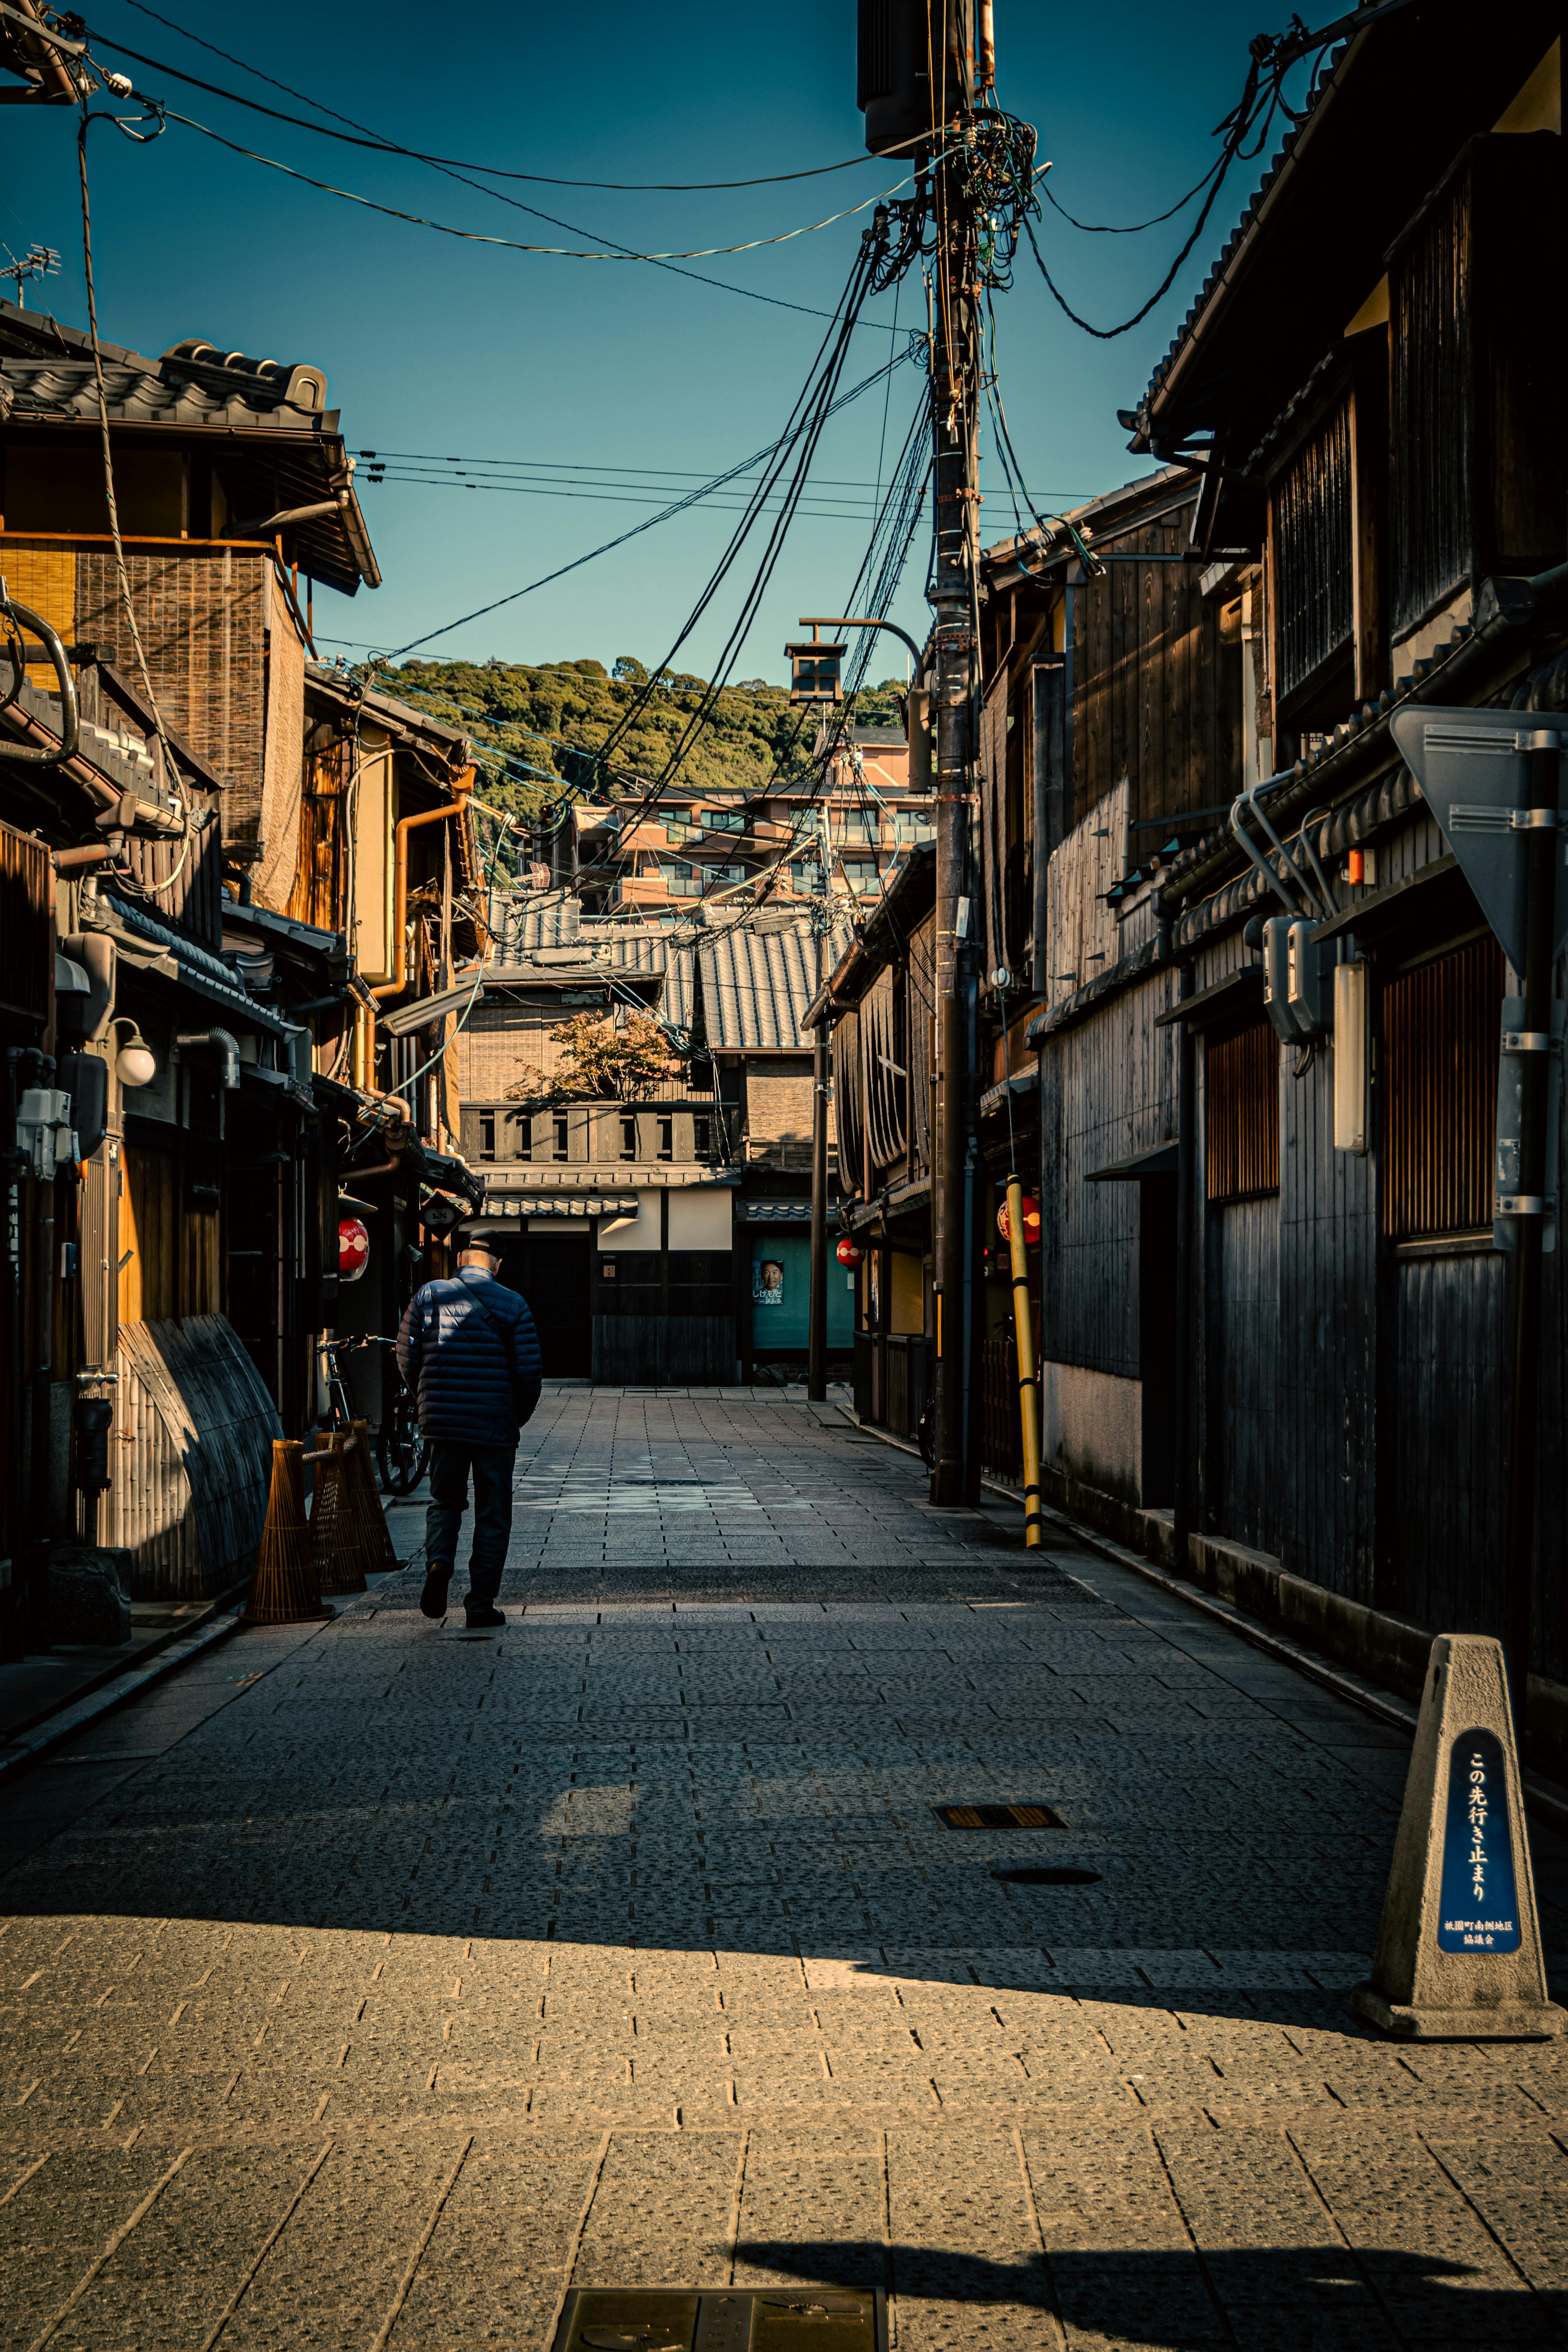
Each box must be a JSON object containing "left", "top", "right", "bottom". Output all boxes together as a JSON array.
[{"left": 1042, "top": 1361, "right": 1143, "bottom": 1505}]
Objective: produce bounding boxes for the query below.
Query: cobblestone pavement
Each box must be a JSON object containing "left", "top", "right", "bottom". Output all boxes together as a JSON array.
[{"left": 2, "top": 1389, "right": 1567, "bottom": 2351}]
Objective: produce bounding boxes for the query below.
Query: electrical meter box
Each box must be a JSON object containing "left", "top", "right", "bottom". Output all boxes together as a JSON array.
[
  {"left": 1262, "top": 917, "right": 1299, "bottom": 1042},
  {"left": 1263, "top": 915, "right": 1330, "bottom": 1042},
  {"left": 1287, "top": 918, "right": 1330, "bottom": 1035}
]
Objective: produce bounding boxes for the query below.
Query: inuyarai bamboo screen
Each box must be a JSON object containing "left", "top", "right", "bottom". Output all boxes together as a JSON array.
[
  {"left": 1206, "top": 1023, "right": 1280, "bottom": 1203},
  {"left": 1381, "top": 934, "right": 1503, "bottom": 1240}
]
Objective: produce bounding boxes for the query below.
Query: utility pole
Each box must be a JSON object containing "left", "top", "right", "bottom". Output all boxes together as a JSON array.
[
  {"left": 858, "top": 2, "right": 1022, "bottom": 1505},
  {"left": 1391, "top": 704, "right": 1568, "bottom": 1715},
  {"left": 808, "top": 892, "right": 830, "bottom": 1402},
  {"left": 928, "top": 13, "right": 982, "bottom": 1508}
]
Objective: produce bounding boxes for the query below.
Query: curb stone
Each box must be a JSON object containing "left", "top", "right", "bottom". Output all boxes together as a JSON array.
[
  {"left": 0, "top": 1610, "right": 247, "bottom": 1782},
  {"left": 0, "top": 1561, "right": 418, "bottom": 1784},
  {"left": 835, "top": 1402, "right": 1568, "bottom": 1843}
]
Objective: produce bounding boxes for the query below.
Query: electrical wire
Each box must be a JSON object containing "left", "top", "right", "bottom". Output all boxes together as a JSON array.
[
  {"left": 352, "top": 445, "right": 1089, "bottom": 501},
  {"left": 359, "top": 476, "right": 913, "bottom": 523},
  {"left": 95, "top": 6, "right": 929, "bottom": 191},
  {"left": 450, "top": 374, "right": 927, "bottom": 953},
  {"left": 1039, "top": 155, "right": 1226, "bottom": 234},
  {"left": 647, "top": 376, "right": 932, "bottom": 937},
  {"left": 368, "top": 336, "right": 919, "bottom": 666},
  {"left": 75, "top": 104, "right": 192, "bottom": 896},
  {"left": 1019, "top": 19, "right": 1350, "bottom": 339},
  {"left": 981, "top": 298, "right": 1102, "bottom": 577},
  {"left": 116, "top": 98, "right": 943, "bottom": 265},
  {"left": 408, "top": 231, "right": 893, "bottom": 886},
  {"left": 83, "top": 16, "right": 873, "bottom": 325},
  {"left": 581, "top": 236, "right": 884, "bottom": 840}
]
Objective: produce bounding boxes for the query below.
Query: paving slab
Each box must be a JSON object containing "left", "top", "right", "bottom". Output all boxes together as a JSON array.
[{"left": 0, "top": 1390, "right": 1565, "bottom": 2352}]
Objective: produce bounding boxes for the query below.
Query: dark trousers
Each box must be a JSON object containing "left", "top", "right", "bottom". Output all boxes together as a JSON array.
[{"left": 425, "top": 1440, "right": 517, "bottom": 1606}]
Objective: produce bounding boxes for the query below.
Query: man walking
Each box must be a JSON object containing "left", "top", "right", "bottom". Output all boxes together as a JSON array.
[{"left": 396, "top": 1229, "right": 542, "bottom": 1629}]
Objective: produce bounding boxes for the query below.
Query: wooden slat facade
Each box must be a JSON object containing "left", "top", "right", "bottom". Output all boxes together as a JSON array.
[
  {"left": 1071, "top": 518, "right": 1242, "bottom": 830},
  {"left": 1381, "top": 935, "right": 1502, "bottom": 1240}
]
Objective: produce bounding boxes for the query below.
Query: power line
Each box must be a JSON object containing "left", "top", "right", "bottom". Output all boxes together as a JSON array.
[
  {"left": 360, "top": 477, "right": 913, "bottom": 523},
  {"left": 369, "top": 337, "right": 919, "bottom": 663},
  {"left": 355, "top": 451, "right": 1091, "bottom": 508},
  {"left": 1039, "top": 157, "right": 1226, "bottom": 235},
  {"left": 97, "top": 62, "right": 939, "bottom": 270},
  {"left": 355, "top": 445, "right": 1088, "bottom": 492},
  {"left": 85, "top": 14, "right": 894, "bottom": 323},
  {"left": 96, "top": 5, "right": 922, "bottom": 190},
  {"left": 1020, "top": 17, "right": 1350, "bottom": 339}
]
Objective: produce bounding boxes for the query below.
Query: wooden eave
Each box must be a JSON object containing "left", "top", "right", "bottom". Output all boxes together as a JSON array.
[
  {"left": 1, "top": 413, "right": 379, "bottom": 591},
  {"left": 1140, "top": 0, "right": 1560, "bottom": 459}
]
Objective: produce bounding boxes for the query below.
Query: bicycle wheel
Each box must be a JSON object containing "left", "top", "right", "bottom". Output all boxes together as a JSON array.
[
  {"left": 916, "top": 1400, "right": 936, "bottom": 1470},
  {"left": 377, "top": 1390, "right": 430, "bottom": 1495}
]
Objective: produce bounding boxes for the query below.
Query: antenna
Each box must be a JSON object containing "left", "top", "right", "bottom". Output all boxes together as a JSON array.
[{"left": 1, "top": 245, "right": 61, "bottom": 312}]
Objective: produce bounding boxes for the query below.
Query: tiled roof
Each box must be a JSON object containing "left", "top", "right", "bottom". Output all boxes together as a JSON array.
[
  {"left": 482, "top": 896, "right": 852, "bottom": 1049},
  {"left": 699, "top": 915, "right": 852, "bottom": 1052},
  {"left": 982, "top": 463, "right": 1195, "bottom": 571},
  {"left": 0, "top": 303, "right": 335, "bottom": 428},
  {"left": 0, "top": 303, "right": 378, "bottom": 595}
]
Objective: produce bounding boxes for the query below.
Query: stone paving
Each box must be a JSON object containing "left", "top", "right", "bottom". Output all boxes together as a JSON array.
[{"left": 2, "top": 1388, "right": 1567, "bottom": 2350}]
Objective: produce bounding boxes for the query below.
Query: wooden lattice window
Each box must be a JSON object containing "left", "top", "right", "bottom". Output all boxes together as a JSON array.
[
  {"left": 1206, "top": 1023, "right": 1280, "bottom": 1203},
  {"left": 1381, "top": 935, "right": 1503, "bottom": 1240},
  {"left": 1392, "top": 170, "right": 1471, "bottom": 641},
  {"left": 1275, "top": 396, "right": 1354, "bottom": 703}
]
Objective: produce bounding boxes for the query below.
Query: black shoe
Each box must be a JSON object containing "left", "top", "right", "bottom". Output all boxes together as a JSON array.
[
  {"left": 464, "top": 1605, "right": 506, "bottom": 1630},
  {"left": 420, "top": 1563, "right": 453, "bottom": 1619}
]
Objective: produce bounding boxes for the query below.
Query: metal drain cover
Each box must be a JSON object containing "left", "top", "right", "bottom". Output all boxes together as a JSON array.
[
  {"left": 993, "top": 1865, "right": 1102, "bottom": 1885},
  {"left": 557, "top": 2292, "right": 884, "bottom": 2352},
  {"left": 932, "top": 1802, "right": 1065, "bottom": 1829}
]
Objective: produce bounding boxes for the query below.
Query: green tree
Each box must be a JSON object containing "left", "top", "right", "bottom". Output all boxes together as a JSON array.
[
  {"left": 504, "top": 1010, "right": 674, "bottom": 1105},
  {"left": 384, "top": 657, "right": 910, "bottom": 831}
]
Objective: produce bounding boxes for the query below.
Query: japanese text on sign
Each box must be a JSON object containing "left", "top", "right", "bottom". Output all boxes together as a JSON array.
[{"left": 1437, "top": 1727, "right": 1521, "bottom": 1952}]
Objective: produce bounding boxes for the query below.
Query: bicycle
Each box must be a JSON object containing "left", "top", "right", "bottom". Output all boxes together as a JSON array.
[
  {"left": 317, "top": 1335, "right": 430, "bottom": 1497},
  {"left": 376, "top": 1354, "right": 430, "bottom": 1497}
]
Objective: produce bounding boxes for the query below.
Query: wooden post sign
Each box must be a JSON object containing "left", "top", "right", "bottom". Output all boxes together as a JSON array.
[{"left": 1353, "top": 1635, "right": 1564, "bottom": 2039}]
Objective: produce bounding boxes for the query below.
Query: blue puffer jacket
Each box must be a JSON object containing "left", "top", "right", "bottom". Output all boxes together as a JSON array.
[{"left": 396, "top": 1269, "right": 543, "bottom": 1448}]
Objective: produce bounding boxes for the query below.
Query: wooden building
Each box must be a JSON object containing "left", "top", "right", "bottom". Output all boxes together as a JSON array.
[
  {"left": 0, "top": 297, "right": 477, "bottom": 1657},
  {"left": 452, "top": 898, "right": 852, "bottom": 1384},
  {"left": 990, "top": 5, "right": 1568, "bottom": 1775}
]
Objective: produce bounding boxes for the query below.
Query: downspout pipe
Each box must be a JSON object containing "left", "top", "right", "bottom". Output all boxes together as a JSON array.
[
  {"left": 0, "top": 595, "right": 80, "bottom": 765},
  {"left": 176, "top": 1029, "right": 241, "bottom": 1091},
  {"left": 230, "top": 494, "right": 350, "bottom": 538},
  {"left": 363, "top": 772, "right": 475, "bottom": 1087}
]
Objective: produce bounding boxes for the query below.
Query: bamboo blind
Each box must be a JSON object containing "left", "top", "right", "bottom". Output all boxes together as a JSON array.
[
  {"left": 0, "top": 820, "right": 50, "bottom": 1025},
  {"left": 1381, "top": 934, "right": 1503, "bottom": 1240},
  {"left": 1206, "top": 1022, "right": 1281, "bottom": 1203}
]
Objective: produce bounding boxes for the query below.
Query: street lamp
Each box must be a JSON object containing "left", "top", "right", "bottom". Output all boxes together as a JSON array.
[{"left": 109, "top": 1017, "right": 156, "bottom": 1088}]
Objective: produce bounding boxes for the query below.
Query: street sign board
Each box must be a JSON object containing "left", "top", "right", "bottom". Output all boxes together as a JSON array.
[{"left": 1389, "top": 706, "right": 1568, "bottom": 973}]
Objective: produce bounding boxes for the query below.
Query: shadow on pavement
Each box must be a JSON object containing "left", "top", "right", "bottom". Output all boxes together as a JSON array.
[{"left": 734, "top": 2238, "right": 1558, "bottom": 2348}]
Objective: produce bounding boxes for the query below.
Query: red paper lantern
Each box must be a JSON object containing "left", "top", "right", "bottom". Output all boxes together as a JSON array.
[
  {"left": 338, "top": 1215, "right": 370, "bottom": 1283},
  {"left": 836, "top": 1237, "right": 865, "bottom": 1268},
  {"left": 996, "top": 1194, "right": 1040, "bottom": 1247}
]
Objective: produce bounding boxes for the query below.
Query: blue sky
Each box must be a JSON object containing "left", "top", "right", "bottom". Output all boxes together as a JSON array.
[{"left": 8, "top": 2, "right": 1302, "bottom": 678}]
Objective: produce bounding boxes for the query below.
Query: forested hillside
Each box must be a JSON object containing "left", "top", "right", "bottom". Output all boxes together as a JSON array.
[{"left": 385, "top": 657, "right": 905, "bottom": 831}]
